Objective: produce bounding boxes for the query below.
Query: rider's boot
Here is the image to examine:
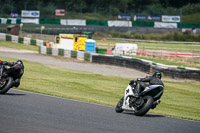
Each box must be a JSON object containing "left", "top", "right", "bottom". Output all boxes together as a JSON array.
[
  {"left": 134, "top": 83, "right": 141, "bottom": 98},
  {"left": 13, "top": 79, "right": 20, "bottom": 88}
]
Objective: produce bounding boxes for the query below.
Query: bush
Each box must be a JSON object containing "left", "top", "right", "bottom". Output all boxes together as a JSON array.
[{"left": 182, "top": 3, "right": 200, "bottom": 15}]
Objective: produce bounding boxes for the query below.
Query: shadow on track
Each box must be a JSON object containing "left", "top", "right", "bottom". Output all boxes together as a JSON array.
[
  {"left": 122, "top": 111, "right": 165, "bottom": 118},
  {"left": 4, "top": 93, "right": 26, "bottom": 96}
]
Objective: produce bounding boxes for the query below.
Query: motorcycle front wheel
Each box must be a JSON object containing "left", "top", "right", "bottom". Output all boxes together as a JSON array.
[
  {"left": 115, "top": 97, "right": 124, "bottom": 113},
  {"left": 134, "top": 96, "right": 153, "bottom": 116},
  {"left": 0, "top": 77, "right": 13, "bottom": 94}
]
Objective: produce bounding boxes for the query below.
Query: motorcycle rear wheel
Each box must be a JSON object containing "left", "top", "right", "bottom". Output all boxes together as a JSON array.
[
  {"left": 0, "top": 77, "right": 13, "bottom": 94},
  {"left": 134, "top": 96, "right": 153, "bottom": 116},
  {"left": 115, "top": 97, "right": 124, "bottom": 113}
]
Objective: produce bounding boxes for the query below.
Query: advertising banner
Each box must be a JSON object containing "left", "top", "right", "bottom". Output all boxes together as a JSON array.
[
  {"left": 21, "top": 10, "right": 40, "bottom": 18},
  {"left": 134, "top": 15, "right": 147, "bottom": 21},
  {"left": 162, "top": 15, "right": 180, "bottom": 22},
  {"left": 118, "top": 14, "right": 132, "bottom": 20},
  {"left": 154, "top": 22, "right": 177, "bottom": 28},
  {"left": 147, "top": 16, "right": 161, "bottom": 21},
  {"left": 108, "top": 20, "right": 132, "bottom": 27},
  {"left": 60, "top": 19, "right": 86, "bottom": 26},
  {"left": 55, "top": 9, "right": 65, "bottom": 16},
  {"left": 10, "top": 13, "right": 18, "bottom": 18},
  {"left": 21, "top": 18, "right": 39, "bottom": 24},
  {"left": 134, "top": 15, "right": 161, "bottom": 21}
]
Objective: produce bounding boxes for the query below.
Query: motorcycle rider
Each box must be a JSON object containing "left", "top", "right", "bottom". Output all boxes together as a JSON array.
[
  {"left": 131, "top": 72, "right": 164, "bottom": 97},
  {"left": 0, "top": 60, "right": 24, "bottom": 87}
]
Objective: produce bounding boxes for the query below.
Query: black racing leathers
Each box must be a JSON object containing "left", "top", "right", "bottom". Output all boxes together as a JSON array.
[
  {"left": 0, "top": 60, "right": 24, "bottom": 87},
  {"left": 138, "top": 76, "right": 164, "bottom": 86},
  {"left": 135, "top": 76, "right": 164, "bottom": 96}
]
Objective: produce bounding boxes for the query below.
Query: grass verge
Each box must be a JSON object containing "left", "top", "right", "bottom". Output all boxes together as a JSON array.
[
  {"left": 0, "top": 40, "right": 38, "bottom": 51},
  {"left": 1, "top": 56, "right": 200, "bottom": 121}
]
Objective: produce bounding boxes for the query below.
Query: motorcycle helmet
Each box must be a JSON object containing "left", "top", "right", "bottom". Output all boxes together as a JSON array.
[
  {"left": 153, "top": 72, "right": 162, "bottom": 79},
  {"left": 16, "top": 60, "right": 23, "bottom": 65}
]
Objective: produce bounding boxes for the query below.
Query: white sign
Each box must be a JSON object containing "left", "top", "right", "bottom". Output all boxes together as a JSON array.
[
  {"left": 21, "top": 18, "right": 39, "bottom": 24},
  {"left": 60, "top": 19, "right": 86, "bottom": 26},
  {"left": 21, "top": 10, "right": 40, "bottom": 18},
  {"left": 154, "top": 22, "right": 177, "bottom": 28},
  {"left": 112, "top": 43, "right": 138, "bottom": 55},
  {"left": 108, "top": 20, "right": 132, "bottom": 27},
  {"left": 162, "top": 15, "right": 180, "bottom": 22}
]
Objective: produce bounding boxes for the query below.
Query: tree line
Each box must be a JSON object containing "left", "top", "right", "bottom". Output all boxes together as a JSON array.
[{"left": 0, "top": 0, "right": 200, "bottom": 18}]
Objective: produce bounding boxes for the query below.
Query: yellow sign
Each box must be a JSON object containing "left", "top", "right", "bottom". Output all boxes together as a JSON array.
[
  {"left": 55, "top": 34, "right": 88, "bottom": 51},
  {"left": 59, "top": 34, "right": 74, "bottom": 39},
  {"left": 78, "top": 38, "right": 87, "bottom": 51}
]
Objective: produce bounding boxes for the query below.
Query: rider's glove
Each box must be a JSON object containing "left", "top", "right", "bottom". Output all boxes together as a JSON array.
[{"left": 129, "top": 80, "right": 134, "bottom": 85}]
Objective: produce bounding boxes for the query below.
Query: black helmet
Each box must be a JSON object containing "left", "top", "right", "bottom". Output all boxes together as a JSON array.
[{"left": 153, "top": 72, "right": 162, "bottom": 79}]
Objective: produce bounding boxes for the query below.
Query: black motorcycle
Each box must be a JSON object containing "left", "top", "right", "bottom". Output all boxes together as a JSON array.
[
  {"left": 0, "top": 64, "right": 14, "bottom": 94},
  {"left": 115, "top": 81, "right": 164, "bottom": 116}
]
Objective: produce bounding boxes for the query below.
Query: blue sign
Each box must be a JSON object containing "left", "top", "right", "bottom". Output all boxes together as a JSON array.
[
  {"left": 162, "top": 16, "right": 180, "bottom": 22},
  {"left": 10, "top": 13, "right": 18, "bottom": 18},
  {"left": 135, "top": 15, "right": 147, "bottom": 20},
  {"left": 172, "top": 17, "right": 180, "bottom": 21},
  {"left": 135, "top": 15, "right": 161, "bottom": 21},
  {"left": 31, "top": 12, "right": 39, "bottom": 16},
  {"left": 118, "top": 14, "right": 132, "bottom": 20},
  {"left": 21, "top": 10, "right": 40, "bottom": 18}
]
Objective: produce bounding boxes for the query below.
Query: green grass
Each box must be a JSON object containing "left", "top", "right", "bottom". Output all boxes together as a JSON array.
[
  {"left": 96, "top": 39, "right": 200, "bottom": 53},
  {"left": 182, "top": 13, "right": 200, "bottom": 24},
  {"left": 137, "top": 42, "right": 200, "bottom": 53},
  {"left": 1, "top": 56, "right": 200, "bottom": 121},
  {"left": 0, "top": 40, "right": 38, "bottom": 51}
]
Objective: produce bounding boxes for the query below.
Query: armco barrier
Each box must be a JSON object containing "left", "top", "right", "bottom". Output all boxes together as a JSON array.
[
  {"left": 64, "top": 49, "right": 71, "bottom": 58},
  {"left": 77, "top": 51, "right": 85, "bottom": 60},
  {"left": 0, "top": 33, "right": 50, "bottom": 46},
  {"left": 6, "top": 34, "right": 11, "bottom": 41},
  {"left": 31, "top": 39, "right": 37, "bottom": 46},
  {"left": 0, "top": 33, "right": 6, "bottom": 40},
  {"left": 18, "top": 37, "right": 24, "bottom": 43},
  {"left": 58, "top": 49, "right": 64, "bottom": 56},
  {"left": 11, "top": 35, "right": 18, "bottom": 43},
  {"left": 71, "top": 51, "right": 77, "bottom": 58},
  {"left": 52, "top": 48, "right": 58, "bottom": 56},
  {"left": 39, "top": 46, "right": 92, "bottom": 62}
]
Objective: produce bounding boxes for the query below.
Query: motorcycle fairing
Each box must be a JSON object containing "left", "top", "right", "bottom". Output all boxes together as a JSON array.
[
  {"left": 142, "top": 85, "right": 164, "bottom": 99},
  {"left": 122, "top": 84, "right": 136, "bottom": 111},
  {"left": 122, "top": 84, "right": 164, "bottom": 111}
]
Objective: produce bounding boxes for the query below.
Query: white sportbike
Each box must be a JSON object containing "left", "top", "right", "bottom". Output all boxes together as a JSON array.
[{"left": 115, "top": 81, "right": 164, "bottom": 116}]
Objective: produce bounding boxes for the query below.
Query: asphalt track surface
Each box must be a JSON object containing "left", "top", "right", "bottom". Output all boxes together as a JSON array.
[
  {"left": 1, "top": 89, "right": 200, "bottom": 133},
  {"left": 0, "top": 47, "right": 200, "bottom": 132}
]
